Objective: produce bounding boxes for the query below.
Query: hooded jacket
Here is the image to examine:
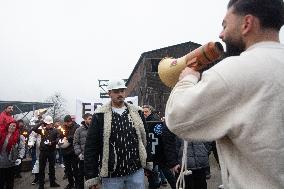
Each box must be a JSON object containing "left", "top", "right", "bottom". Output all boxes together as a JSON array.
[{"left": 73, "top": 121, "right": 89, "bottom": 156}]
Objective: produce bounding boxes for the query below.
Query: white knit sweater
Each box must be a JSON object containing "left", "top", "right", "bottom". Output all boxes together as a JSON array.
[{"left": 165, "top": 42, "right": 284, "bottom": 189}]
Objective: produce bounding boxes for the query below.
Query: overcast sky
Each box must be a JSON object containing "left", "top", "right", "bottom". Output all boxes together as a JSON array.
[{"left": 1, "top": 0, "right": 283, "bottom": 114}]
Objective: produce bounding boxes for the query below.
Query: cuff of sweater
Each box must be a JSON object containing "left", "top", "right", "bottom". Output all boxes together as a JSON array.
[{"left": 85, "top": 177, "right": 100, "bottom": 188}]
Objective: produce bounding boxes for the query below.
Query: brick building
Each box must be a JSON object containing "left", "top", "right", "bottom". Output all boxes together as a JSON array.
[{"left": 125, "top": 41, "right": 201, "bottom": 116}]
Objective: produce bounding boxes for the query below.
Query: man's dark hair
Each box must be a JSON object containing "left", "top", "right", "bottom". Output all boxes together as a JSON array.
[
  {"left": 17, "top": 119, "right": 24, "bottom": 124},
  {"left": 82, "top": 113, "right": 92, "bottom": 120},
  {"left": 142, "top": 105, "right": 154, "bottom": 112},
  {"left": 4, "top": 104, "right": 13, "bottom": 110},
  {"left": 228, "top": 0, "right": 284, "bottom": 30}
]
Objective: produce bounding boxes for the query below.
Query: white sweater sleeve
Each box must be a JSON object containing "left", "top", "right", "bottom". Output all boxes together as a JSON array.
[{"left": 165, "top": 68, "right": 241, "bottom": 141}]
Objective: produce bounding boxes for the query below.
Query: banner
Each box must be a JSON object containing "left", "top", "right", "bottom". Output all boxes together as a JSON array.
[{"left": 75, "top": 96, "right": 138, "bottom": 124}]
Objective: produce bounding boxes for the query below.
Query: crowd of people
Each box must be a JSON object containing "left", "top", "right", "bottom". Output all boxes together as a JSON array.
[
  {"left": 0, "top": 0, "right": 284, "bottom": 189},
  {"left": 0, "top": 83, "right": 220, "bottom": 189},
  {"left": 0, "top": 104, "right": 84, "bottom": 189}
]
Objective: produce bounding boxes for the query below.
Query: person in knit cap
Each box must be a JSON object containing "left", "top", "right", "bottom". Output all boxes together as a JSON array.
[{"left": 61, "top": 115, "right": 80, "bottom": 189}]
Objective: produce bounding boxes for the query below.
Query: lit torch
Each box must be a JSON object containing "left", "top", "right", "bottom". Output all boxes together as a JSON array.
[
  {"left": 41, "top": 128, "right": 45, "bottom": 136},
  {"left": 22, "top": 131, "right": 28, "bottom": 144},
  {"left": 58, "top": 126, "right": 65, "bottom": 136},
  {"left": 22, "top": 131, "right": 28, "bottom": 136}
]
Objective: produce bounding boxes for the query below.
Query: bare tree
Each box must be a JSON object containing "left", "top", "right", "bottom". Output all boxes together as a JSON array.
[{"left": 46, "top": 92, "right": 68, "bottom": 122}]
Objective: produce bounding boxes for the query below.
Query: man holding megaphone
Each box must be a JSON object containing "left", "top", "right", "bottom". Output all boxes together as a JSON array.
[{"left": 164, "top": 0, "right": 284, "bottom": 189}]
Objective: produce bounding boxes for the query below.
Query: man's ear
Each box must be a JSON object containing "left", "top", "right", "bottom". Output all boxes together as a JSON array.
[{"left": 241, "top": 14, "right": 255, "bottom": 36}]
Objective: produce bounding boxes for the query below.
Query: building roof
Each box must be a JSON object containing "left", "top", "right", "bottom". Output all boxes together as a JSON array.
[{"left": 0, "top": 100, "right": 54, "bottom": 114}]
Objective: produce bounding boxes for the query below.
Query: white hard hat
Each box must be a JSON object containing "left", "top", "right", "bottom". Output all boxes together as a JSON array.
[
  {"left": 43, "top": 115, "right": 53, "bottom": 124},
  {"left": 107, "top": 79, "right": 127, "bottom": 91}
]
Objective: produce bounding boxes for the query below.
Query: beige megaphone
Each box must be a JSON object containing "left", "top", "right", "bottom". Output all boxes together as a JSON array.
[{"left": 158, "top": 42, "right": 224, "bottom": 88}]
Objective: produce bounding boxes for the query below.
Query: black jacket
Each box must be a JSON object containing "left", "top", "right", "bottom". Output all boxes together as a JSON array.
[
  {"left": 146, "top": 113, "right": 178, "bottom": 168},
  {"left": 40, "top": 128, "right": 59, "bottom": 152},
  {"left": 84, "top": 105, "right": 151, "bottom": 180},
  {"left": 61, "top": 123, "right": 79, "bottom": 155},
  {"left": 177, "top": 139, "right": 211, "bottom": 170},
  {"left": 147, "top": 121, "right": 179, "bottom": 168},
  {"left": 160, "top": 126, "right": 179, "bottom": 168},
  {"left": 84, "top": 113, "right": 103, "bottom": 180},
  {"left": 145, "top": 113, "right": 160, "bottom": 122},
  {"left": 32, "top": 124, "right": 60, "bottom": 152}
]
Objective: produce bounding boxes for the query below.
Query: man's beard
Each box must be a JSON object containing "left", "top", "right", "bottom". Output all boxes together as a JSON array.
[
  {"left": 116, "top": 97, "right": 125, "bottom": 103},
  {"left": 224, "top": 40, "right": 245, "bottom": 57}
]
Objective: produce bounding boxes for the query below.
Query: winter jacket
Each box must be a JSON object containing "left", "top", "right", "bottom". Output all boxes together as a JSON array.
[
  {"left": 84, "top": 102, "right": 152, "bottom": 188},
  {"left": 147, "top": 120, "right": 178, "bottom": 168},
  {"left": 0, "top": 135, "right": 25, "bottom": 168},
  {"left": 0, "top": 112, "right": 14, "bottom": 129},
  {"left": 160, "top": 126, "right": 179, "bottom": 168},
  {"left": 31, "top": 122, "right": 59, "bottom": 152},
  {"left": 61, "top": 123, "right": 79, "bottom": 156},
  {"left": 146, "top": 113, "right": 178, "bottom": 168},
  {"left": 145, "top": 113, "right": 161, "bottom": 122},
  {"left": 177, "top": 139, "right": 210, "bottom": 170},
  {"left": 39, "top": 128, "right": 60, "bottom": 152},
  {"left": 73, "top": 122, "right": 89, "bottom": 156}
]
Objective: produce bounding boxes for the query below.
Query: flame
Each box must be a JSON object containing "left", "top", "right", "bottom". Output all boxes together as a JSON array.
[
  {"left": 57, "top": 126, "right": 65, "bottom": 136},
  {"left": 61, "top": 128, "right": 65, "bottom": 136},
  {"left": 22, "top": 131, "right": 28, "bottom": 136},
  {"left": 41, "top": 129, "right": 45, "bottom": 136}
]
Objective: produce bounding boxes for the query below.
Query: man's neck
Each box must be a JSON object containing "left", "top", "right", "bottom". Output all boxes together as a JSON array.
[
  {"left": 245, "top": 29, "right": 280, "bottom": 50},
  {"left": 111, "top": 102, "right": 125, "bottom": 108}
]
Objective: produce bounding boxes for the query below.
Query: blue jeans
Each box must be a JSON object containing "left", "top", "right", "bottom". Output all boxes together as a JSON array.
[
  {"left": 56, "top": 148, "right": 63, "bottom": 164},
  {"left": 102, "top": 168, "right": 145, "bottom": 189},
  {"left": 30, "top": 147, "right": 37, "bottom": 167}
]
